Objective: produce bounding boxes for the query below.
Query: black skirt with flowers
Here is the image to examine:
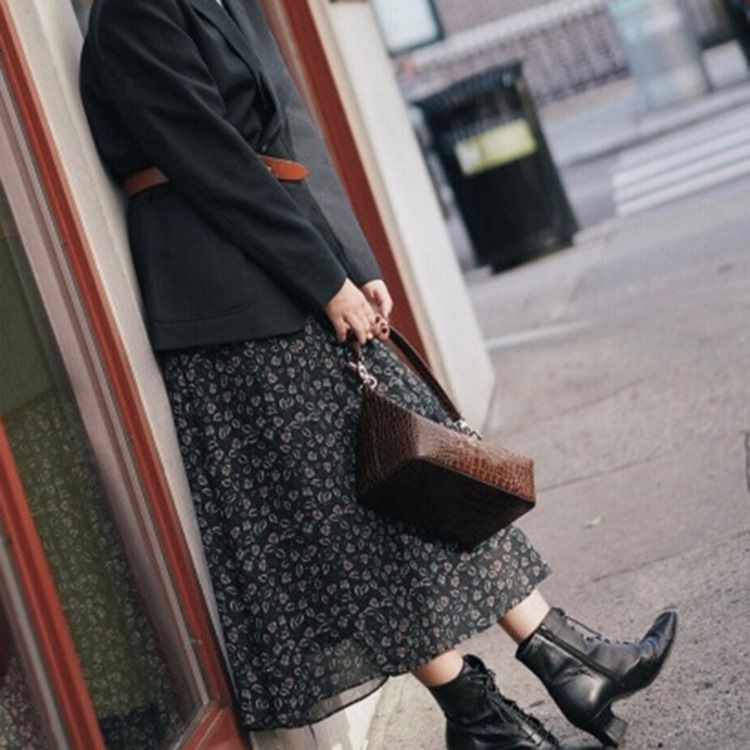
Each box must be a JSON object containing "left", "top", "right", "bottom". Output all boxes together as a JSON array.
[{"left": 155, "top": 311, "right": 550, "bottom": 734}]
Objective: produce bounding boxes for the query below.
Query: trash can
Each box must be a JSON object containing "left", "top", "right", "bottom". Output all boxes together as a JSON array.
[
  {"left": 608, "top": 0, "right": 711, "bottom": 109},
  {"left": 721, "top": 0, "right": 750, "bottom": 68},
  {"left": 413, "top": 60, "right": 578, "bottom": 273}
]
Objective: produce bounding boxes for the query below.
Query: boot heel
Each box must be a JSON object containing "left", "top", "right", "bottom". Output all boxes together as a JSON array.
[{"left": 588, "top": 706, "right": 628, "bottom": 747}]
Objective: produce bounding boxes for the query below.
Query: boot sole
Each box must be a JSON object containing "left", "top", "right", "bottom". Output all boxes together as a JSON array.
[{"left": 588, "top": 704, "right": 629, "bottom": 747}]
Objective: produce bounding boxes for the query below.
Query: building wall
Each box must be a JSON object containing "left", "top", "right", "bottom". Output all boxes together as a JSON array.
[
  {"left": 397, "top": 0, "right": 732, "bottom": 106},
  {"left": 435, "top": 0, "right": 551, "bottom": 35},
  {"left": 435, "top": 0, "right": 730, "bottom": 40},
  {"left": 398, "top": 1, "right": 626, "bottom": 105}
]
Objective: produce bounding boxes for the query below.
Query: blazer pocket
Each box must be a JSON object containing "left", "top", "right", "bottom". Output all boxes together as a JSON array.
[{"left": 127, "top": 186, "right": 264, "bottom": 323}]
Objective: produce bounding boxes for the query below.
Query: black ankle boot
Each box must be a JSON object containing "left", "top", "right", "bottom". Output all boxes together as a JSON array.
[
  {"left": 516, "top": 607, "right": 678, "bottom": 747},
  {"left": 427, "top": 654, "right": 561, "bottom": 750}
]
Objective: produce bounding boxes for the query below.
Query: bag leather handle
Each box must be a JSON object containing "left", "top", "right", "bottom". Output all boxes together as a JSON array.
[{"left": 348, "top": 325, "right": 465, "bottom": 424}]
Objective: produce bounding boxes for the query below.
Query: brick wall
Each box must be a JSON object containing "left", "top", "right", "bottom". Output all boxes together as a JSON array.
[
  {"left": 399, "top": 1, "right": 628, "bottom": 106},
  {"left": 434, "top": 0, "right": 731, "bottom": 45},
  {"left": 435, "top": 0, "right": 552, "bottom": 36},
  {"left": 396, "top": 0, "right": 733, "bottom": 107}
]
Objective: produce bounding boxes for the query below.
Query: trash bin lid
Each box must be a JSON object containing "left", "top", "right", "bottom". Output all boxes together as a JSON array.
[{"left": 413, "top": 59, "right": 524, "bottom": 117}]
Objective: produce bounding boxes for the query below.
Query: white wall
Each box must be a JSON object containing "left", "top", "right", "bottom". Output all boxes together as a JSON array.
[{"left": 313, "top": 0, "right": 496, "bottom": 429}]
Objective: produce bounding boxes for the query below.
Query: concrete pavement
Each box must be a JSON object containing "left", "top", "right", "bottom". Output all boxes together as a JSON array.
[{"left": 365, "top": 167, "right": 750, "bottom": 749}]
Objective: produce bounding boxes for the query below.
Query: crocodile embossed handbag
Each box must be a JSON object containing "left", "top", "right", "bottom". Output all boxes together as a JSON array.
[{"left": 345, "top": 325, "right": 536, "bottom": 552}]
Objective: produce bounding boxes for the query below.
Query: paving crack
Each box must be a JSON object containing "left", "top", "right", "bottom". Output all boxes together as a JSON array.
[
  {"left": 537, "top": 449, "right": 672, "bottom": 493},
  {"left": 744, "top": 430, "right": 750, "bottom": 495},
  {"left": 587, "top": 528, "right": 750, "bottom": 585}
]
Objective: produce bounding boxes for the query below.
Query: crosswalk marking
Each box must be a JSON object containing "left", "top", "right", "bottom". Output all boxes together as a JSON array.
[
  {"left": 614, "top": 127, "right": 750, "bottom": 194},
  {"left": 612, "top": 104, "right": 750, "bottom": 217},
  {"left": 616, "top": 105, "right": 750, "bottom": 169}
]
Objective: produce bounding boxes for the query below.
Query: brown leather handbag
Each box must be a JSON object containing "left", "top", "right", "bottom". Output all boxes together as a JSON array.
[{"left": 345, "top": 325, "right": 536, "bottom": 551}]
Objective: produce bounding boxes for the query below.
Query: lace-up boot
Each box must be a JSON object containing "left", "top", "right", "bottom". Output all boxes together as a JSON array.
[
  {"left": 516, "top": 607, "right": 678, "bottom": 747},
  {"left": 426, "top": 653, "right": 560, "bottom": 750}
]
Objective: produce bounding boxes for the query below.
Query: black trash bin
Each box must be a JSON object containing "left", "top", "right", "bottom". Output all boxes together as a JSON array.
[
  {"left": 414, "top": 60, "right": 578, "bottom": 272},
  {"left": 721, "top": 0, "right": 750, "bottom": 67}
]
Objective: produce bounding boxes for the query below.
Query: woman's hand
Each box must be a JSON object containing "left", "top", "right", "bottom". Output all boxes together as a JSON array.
[
  {"left": 324, "top": 278, "right": 380, "bottom": 345},
  {"left": 361, "top": 279, "right": 392, "bottom": 343},
  {"left": 360, "top": 279, "right": 393, "bottom": 321}
]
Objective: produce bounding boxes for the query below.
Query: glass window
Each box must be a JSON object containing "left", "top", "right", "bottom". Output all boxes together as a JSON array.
[
  {"left": 0, "top": 605, "right": 48, "bottom": 750},
  {"left": 371, "top": 0, "right": 444, "bottom": 54},
  {"left": 0, "top": 166, "right": 185, "bottom": 749}
]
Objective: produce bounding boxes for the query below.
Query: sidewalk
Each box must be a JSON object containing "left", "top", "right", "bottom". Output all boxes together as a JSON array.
[
  {"left": 365, "top": 165, "right": 750, "bottom": 749},
  {"left": 541, "top": 41, "right": 750, "bottom": 167}
]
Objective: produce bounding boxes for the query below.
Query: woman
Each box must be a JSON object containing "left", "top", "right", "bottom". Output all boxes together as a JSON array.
[{"left": 78, "top": 0, "right": 677, "bottom": 747}]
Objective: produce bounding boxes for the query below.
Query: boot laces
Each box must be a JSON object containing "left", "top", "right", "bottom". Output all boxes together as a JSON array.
[
  {"left": 557, "top": 608, "right": 636, "bottom": 647},
  {"left": 475, "top": 665, "right": 558, "bottom": 746}
]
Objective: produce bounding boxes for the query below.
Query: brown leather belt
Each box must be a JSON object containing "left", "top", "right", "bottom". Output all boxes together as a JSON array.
[{"left": 123, "top": 154, "right": 311, "bottom": 197}]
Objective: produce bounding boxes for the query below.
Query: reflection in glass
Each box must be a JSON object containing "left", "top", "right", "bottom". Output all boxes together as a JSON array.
[
  {"left": 0, "top": 183, "right": 184, "bottom": 746},
  {"left": 0, "top": 606, "right": 47, "bottom": 750}
]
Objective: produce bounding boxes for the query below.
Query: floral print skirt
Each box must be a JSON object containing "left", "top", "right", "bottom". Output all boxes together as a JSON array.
[{"left": 155, "top": 311, "right": 551, "bottom": 734}]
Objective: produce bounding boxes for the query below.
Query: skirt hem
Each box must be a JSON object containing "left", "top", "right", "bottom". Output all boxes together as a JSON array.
[{"left": 242, "top": 565, "right": 552, "bottom": 734}]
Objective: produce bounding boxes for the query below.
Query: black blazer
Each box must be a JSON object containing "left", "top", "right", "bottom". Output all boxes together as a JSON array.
[{"left": 78, "top": 0, "right": 383, "bottom": 351}]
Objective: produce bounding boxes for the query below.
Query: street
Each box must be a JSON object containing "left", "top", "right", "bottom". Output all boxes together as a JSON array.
[
  {"left": 366, "top": 166, "right": 750, "bottom": 749},
  {"left": 611, "top": 102, "right": 750, "bottom": 217},
  {"left": 543, "top": 41, "right": 750, "bottom": 229}
]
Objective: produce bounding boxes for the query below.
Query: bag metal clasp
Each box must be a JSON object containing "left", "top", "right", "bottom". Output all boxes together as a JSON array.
[{"left": 345, "top": 341, "right": 378, "bottom": 389}]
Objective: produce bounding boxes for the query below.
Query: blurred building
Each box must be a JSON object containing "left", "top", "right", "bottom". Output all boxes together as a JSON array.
[{"left": 390, "top": 0, "right": 734, "bottom": 106}]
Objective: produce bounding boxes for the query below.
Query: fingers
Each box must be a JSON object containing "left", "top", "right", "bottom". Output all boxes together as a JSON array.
[
  {"left": 359, "top": 300, "right": 379, "bottom": 343},
  {"left": 382, "top": 296, "right": 394, "bottom": 320},
  {"left": 373, "top": 314, "right": 390, "bottom": 341},
  {"left": 335, "top": 311, "right": 389, "bottom": 345},
  {"left": 373, "top": 293, "right": 393, "bottom": 321},
  {"left": 378, "top": 288, "right": 394, "bottom": 319},
  {"left": 346, "top": 307, "right": 373, "bottom": 345},
  {"left": 332, "top": 317, "right": 350, "bottom": 343},
  {"left": 324, "top": 278, "right": 392, "bottom": 345},
  {"left": 339, "top": 307, "right": 386, "bottom": 346},
  {"left": 360, "top": 280, "right": 393, "bottom": 321}
]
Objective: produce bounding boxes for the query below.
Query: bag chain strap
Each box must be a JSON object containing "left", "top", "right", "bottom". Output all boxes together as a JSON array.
[{"left": 345, "top": 326, "right": 482, "bottom": 440}]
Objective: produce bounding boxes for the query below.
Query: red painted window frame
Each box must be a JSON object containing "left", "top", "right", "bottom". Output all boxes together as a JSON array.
[
  {"left": 0, "top": 420, "right": 105, "bottom": 748},
  {"left": 0, "top": 6, "right": 247, "bottom": 749}
]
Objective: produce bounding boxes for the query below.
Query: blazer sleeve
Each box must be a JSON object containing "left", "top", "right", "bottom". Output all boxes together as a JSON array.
[{"left": 89, "top": 0, "right": 348, "bottom": 312}]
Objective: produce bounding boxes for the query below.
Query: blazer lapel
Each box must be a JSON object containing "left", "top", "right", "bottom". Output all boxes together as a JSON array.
[
  {"left": 190, "top": 0, "right": 264, "bottom": 76},
  {"left": 223, "top": 0, "right": 286, "bottom": 139},
  {"left": 189, "top": 0, "right": 285, "bottom": 144}
]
